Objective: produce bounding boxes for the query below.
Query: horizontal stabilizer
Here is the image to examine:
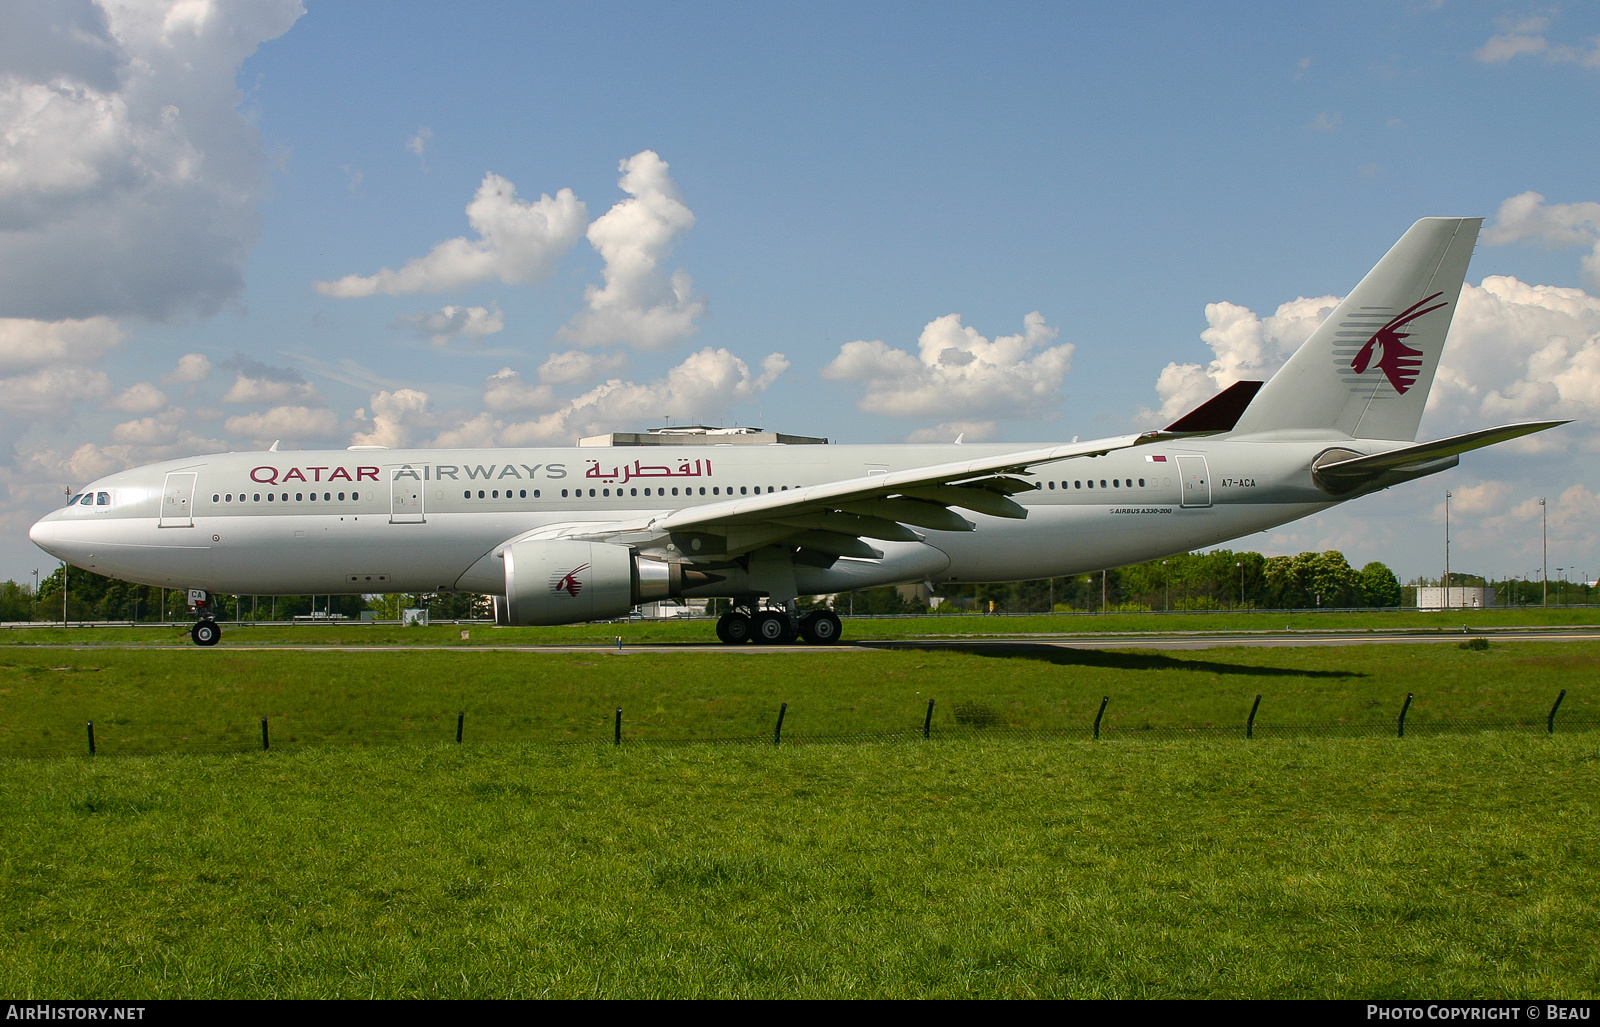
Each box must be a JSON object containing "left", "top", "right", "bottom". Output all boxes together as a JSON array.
[
  {"left": 1313, "top": 420, "right": 1568, "bottom": 491},
  {"left": 1164, "top": 380, "right": 1264, "bottom": 434}
]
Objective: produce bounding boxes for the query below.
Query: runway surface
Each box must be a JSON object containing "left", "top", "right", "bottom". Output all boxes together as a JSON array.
[{"left": 13, "top": 626, "right": 1600, "bottom": 653}]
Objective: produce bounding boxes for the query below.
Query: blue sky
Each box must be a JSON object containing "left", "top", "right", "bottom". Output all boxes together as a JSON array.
[{"left": 4, "top": 1, "right": 1600, "bottom": 586}]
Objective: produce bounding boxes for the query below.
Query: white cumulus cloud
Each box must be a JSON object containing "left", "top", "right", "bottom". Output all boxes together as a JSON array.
[
  {"left": 483, "top": 367, "right": 553, "bottom": 414},
  {"left": 161, "top": 352, "right": 211, "bottom": 383},
  {"left": 0, "top": 316, "right": 123, "bottom": 373},
  {"left": 222, "top": 374, "right": 315, "bottom": 405},
  {"left": 419, "top": 348, "right": 788, "bottom": 448},
  {"left": 822, "top": 312, "right": 1074, "bottom": 420},
  {"left": 1485, "top": 191, "right": 1600, "bottom": 289},
  {"left": 0, "top": 0, "right": 306, "bottom": 320},
  {"left": 559, "top": 150, "right": 706, "bottom": 350},
  {"left": 314, "top": 173, "right": 587, "bottom": 297},
  {"left": 224, "top": 405, "right": 340, "bottom": 447},
  {"left": 105, "top": 381, "right": 167, "bottom": 415},
  {"left": 1143, "top": 295, "right": 1338, "bottom": 422},
  {"left": 1149, "top": 271, "right": 1600, "bottom": 445},
  {"left": 350, "top": 388, "right": 436, "bottom": 449},
  {"left": 537, "top": 349, "right": 628, "bottom": 385},
  {"left": 1429, "top": 276, "right": 1600, "bottom": 433},
  {"left": 1474, "top": 15, "right": 1600, "bottom": 68},
  {"left": 391, "top": 304, "right": 505, "bottom": 346},
  {"left": 0, "top": 364, "right": 111, "bottom": 420}
]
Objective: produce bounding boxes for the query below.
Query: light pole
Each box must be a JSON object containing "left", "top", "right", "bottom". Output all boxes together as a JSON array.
[
  {"left": 1541, "top": 498, "right": 1547, "bottom": 608},
  {"left": 1444, "top": 490, "right": 1452, "bottom": 609},
  {"left": 1162, "top": 560, "right": 1169, "bottom": 612},
  {"left": 1237, "top": 560, "right": 1244, "bottom": 610}
]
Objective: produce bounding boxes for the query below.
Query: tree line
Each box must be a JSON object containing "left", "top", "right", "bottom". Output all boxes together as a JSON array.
[
  {"left": 845, "top": 549, "right": 1405, "bottom": 615},
  {"left": 0, "top": 549, "right": 1588, "bottom": 622}
]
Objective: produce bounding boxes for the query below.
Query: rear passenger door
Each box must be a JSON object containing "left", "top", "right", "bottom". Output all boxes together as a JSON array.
[{"left": 1176, "top": 456, "right": 1212, "bottom": 508}]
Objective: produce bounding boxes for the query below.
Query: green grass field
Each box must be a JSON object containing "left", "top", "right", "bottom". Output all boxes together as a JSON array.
[
  {"left": 3, "top": 735, "right": 1597, "bottom": 998},
  {"left": 4, "top": 603, "right": 1600, "bottom": 647},
  {"left": 0, "top": 641, "right": 1593, "bottom": 755},
  {"left": 2, "top": 638, "right": 1596, "bottom": 997}
]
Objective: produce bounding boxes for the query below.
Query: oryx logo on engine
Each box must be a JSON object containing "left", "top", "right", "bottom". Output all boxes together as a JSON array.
[
  {"left": 551, "top": 564, "right": 590, "bottom": 597},
  {"left": 1350, "top": 292, "right": 1446, "bottom": 395}
]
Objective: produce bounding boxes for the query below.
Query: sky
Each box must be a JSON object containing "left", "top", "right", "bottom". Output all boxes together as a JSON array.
[{"left": 2, "top": 0, "right": 1599, "bottom": 587}]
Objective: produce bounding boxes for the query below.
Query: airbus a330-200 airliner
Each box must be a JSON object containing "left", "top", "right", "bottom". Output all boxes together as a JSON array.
[{"left": 29, "top": 217, "right": 1564, "bottom": 646}]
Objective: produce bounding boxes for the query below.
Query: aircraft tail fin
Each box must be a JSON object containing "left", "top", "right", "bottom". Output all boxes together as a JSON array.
[{"left": 1229, "top": 217, "right": 1482, "bottom": 442}]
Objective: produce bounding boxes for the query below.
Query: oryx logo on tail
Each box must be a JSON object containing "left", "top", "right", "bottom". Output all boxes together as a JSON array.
[
  {"left": 551, "top": 563, "right": 590, "bottom": 597},
  {"left": 1350, "top": 291, "right": 1447, "bottom": 395}
]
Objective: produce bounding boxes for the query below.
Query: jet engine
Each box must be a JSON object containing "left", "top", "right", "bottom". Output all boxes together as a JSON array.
[{"left": 494, "top": 539, "right": 687, "bottom": 626}]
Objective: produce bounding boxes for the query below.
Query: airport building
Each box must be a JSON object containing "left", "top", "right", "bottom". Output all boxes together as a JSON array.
[{"left": 1416, "top": 586, "right": 1496, "bottom": 610}]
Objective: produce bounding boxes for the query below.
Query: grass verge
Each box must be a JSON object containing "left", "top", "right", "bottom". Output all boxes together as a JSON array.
[
  {"left": 0, "top": 641, "right": 1593, "bottom": 755},
  {"left": 1, "top": 734, "right": 1596, "bottom": 998}
]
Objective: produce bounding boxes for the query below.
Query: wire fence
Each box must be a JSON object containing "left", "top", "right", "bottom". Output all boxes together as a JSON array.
[{"left": 4, "top": 690, "right": 1591, "bottom": 759}]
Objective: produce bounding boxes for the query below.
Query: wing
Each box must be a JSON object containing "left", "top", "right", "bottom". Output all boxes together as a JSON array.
[{"left": 525, "top": 430, "right": 1175, "bottom": 559}]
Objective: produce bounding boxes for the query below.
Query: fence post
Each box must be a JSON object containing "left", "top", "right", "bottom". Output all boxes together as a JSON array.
[
  {"left": 260, "top": 717, "right": 270, "bottom": 751},
  {"left": 1548, "top": 689, "right": 1566, "bottom": 734},
  {"left": 614, "top": 707, "right": 622, "bottom": 746},
  {"left": 774, "top": 702, "right": 787, "bottom": 746},
  {"left": 923, "top": 698, "right": 935, "bottom": 740},
  {"left": 1247, "top": 694, "right": 1262, "bottom": 739},
  {"left": 456, "top": 711, "right": 464, "bottom": 744},
  {"left": 1397, "top": 693, "right": 1413, "bottom": 738},
  {"left": 86, "top": 720, "right": 95, "bottom": 756},
  {"left": 1093, "top": 696, "right": 1109, "bottom": 740}
]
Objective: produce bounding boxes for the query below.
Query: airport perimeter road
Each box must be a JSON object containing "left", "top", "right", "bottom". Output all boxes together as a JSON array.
[{"left": 18, "top": 626, "right": 1600, "bottom": 653}]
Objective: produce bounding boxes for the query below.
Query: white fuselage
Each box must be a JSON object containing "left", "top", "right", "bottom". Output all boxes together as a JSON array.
[{"left": 27, "top": 433, "right": 1398, "bottom": 598}]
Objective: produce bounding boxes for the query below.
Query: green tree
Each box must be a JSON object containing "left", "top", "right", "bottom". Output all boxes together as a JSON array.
[
  {"left": 1360, "top": 562, "right": 1402, "bottom": 607},
  {"left": 0, "top": 580, "right": 35, "bottom": 621}
]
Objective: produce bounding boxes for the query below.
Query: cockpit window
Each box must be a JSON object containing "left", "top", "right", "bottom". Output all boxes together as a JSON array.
[
  {"left": 78, "top": 493, "right": 95, "bottom": 505},
  {"left": 96, "top": 492, "right": 110, "bottom": 506},
  {"left": 67, "top": 494, "right": 82, "bottom": 506}
]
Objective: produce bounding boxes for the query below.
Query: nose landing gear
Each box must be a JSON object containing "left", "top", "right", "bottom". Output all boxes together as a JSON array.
[
  {"left": 191, "top": 619, "right": 221, "bottom": 646},
  {"left": 186, "top": 588, "right": 220, "bottom": 647}
]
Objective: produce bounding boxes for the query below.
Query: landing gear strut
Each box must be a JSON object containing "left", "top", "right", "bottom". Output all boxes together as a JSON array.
[{"left": 715, "top": 606, "right": 842, "bottom": 646}]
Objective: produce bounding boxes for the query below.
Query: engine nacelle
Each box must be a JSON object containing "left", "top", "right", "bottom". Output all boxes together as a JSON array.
[{"left": 496, "top": 540, "right": 683, "bottom": 626}]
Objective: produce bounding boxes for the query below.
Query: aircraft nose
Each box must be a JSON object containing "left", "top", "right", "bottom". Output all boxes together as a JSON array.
[{"left": 28, "top": 514, "right": 61, "bottom": 557}]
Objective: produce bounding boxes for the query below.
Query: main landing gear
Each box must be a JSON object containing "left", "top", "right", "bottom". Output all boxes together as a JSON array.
[{"left": 715, "top": 607, "right": 842, "bottom": 646}]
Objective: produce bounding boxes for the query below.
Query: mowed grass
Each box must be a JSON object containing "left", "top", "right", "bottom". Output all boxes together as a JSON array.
[
  {"left": 3, "top": 603, "right": 1600, "bottom": 647},
  {"left": 2, "top": 734, "right": 1597, "bottom": 998},
  {"left": 0, "top": 641, "right": 1594, "bottom": 755}
]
